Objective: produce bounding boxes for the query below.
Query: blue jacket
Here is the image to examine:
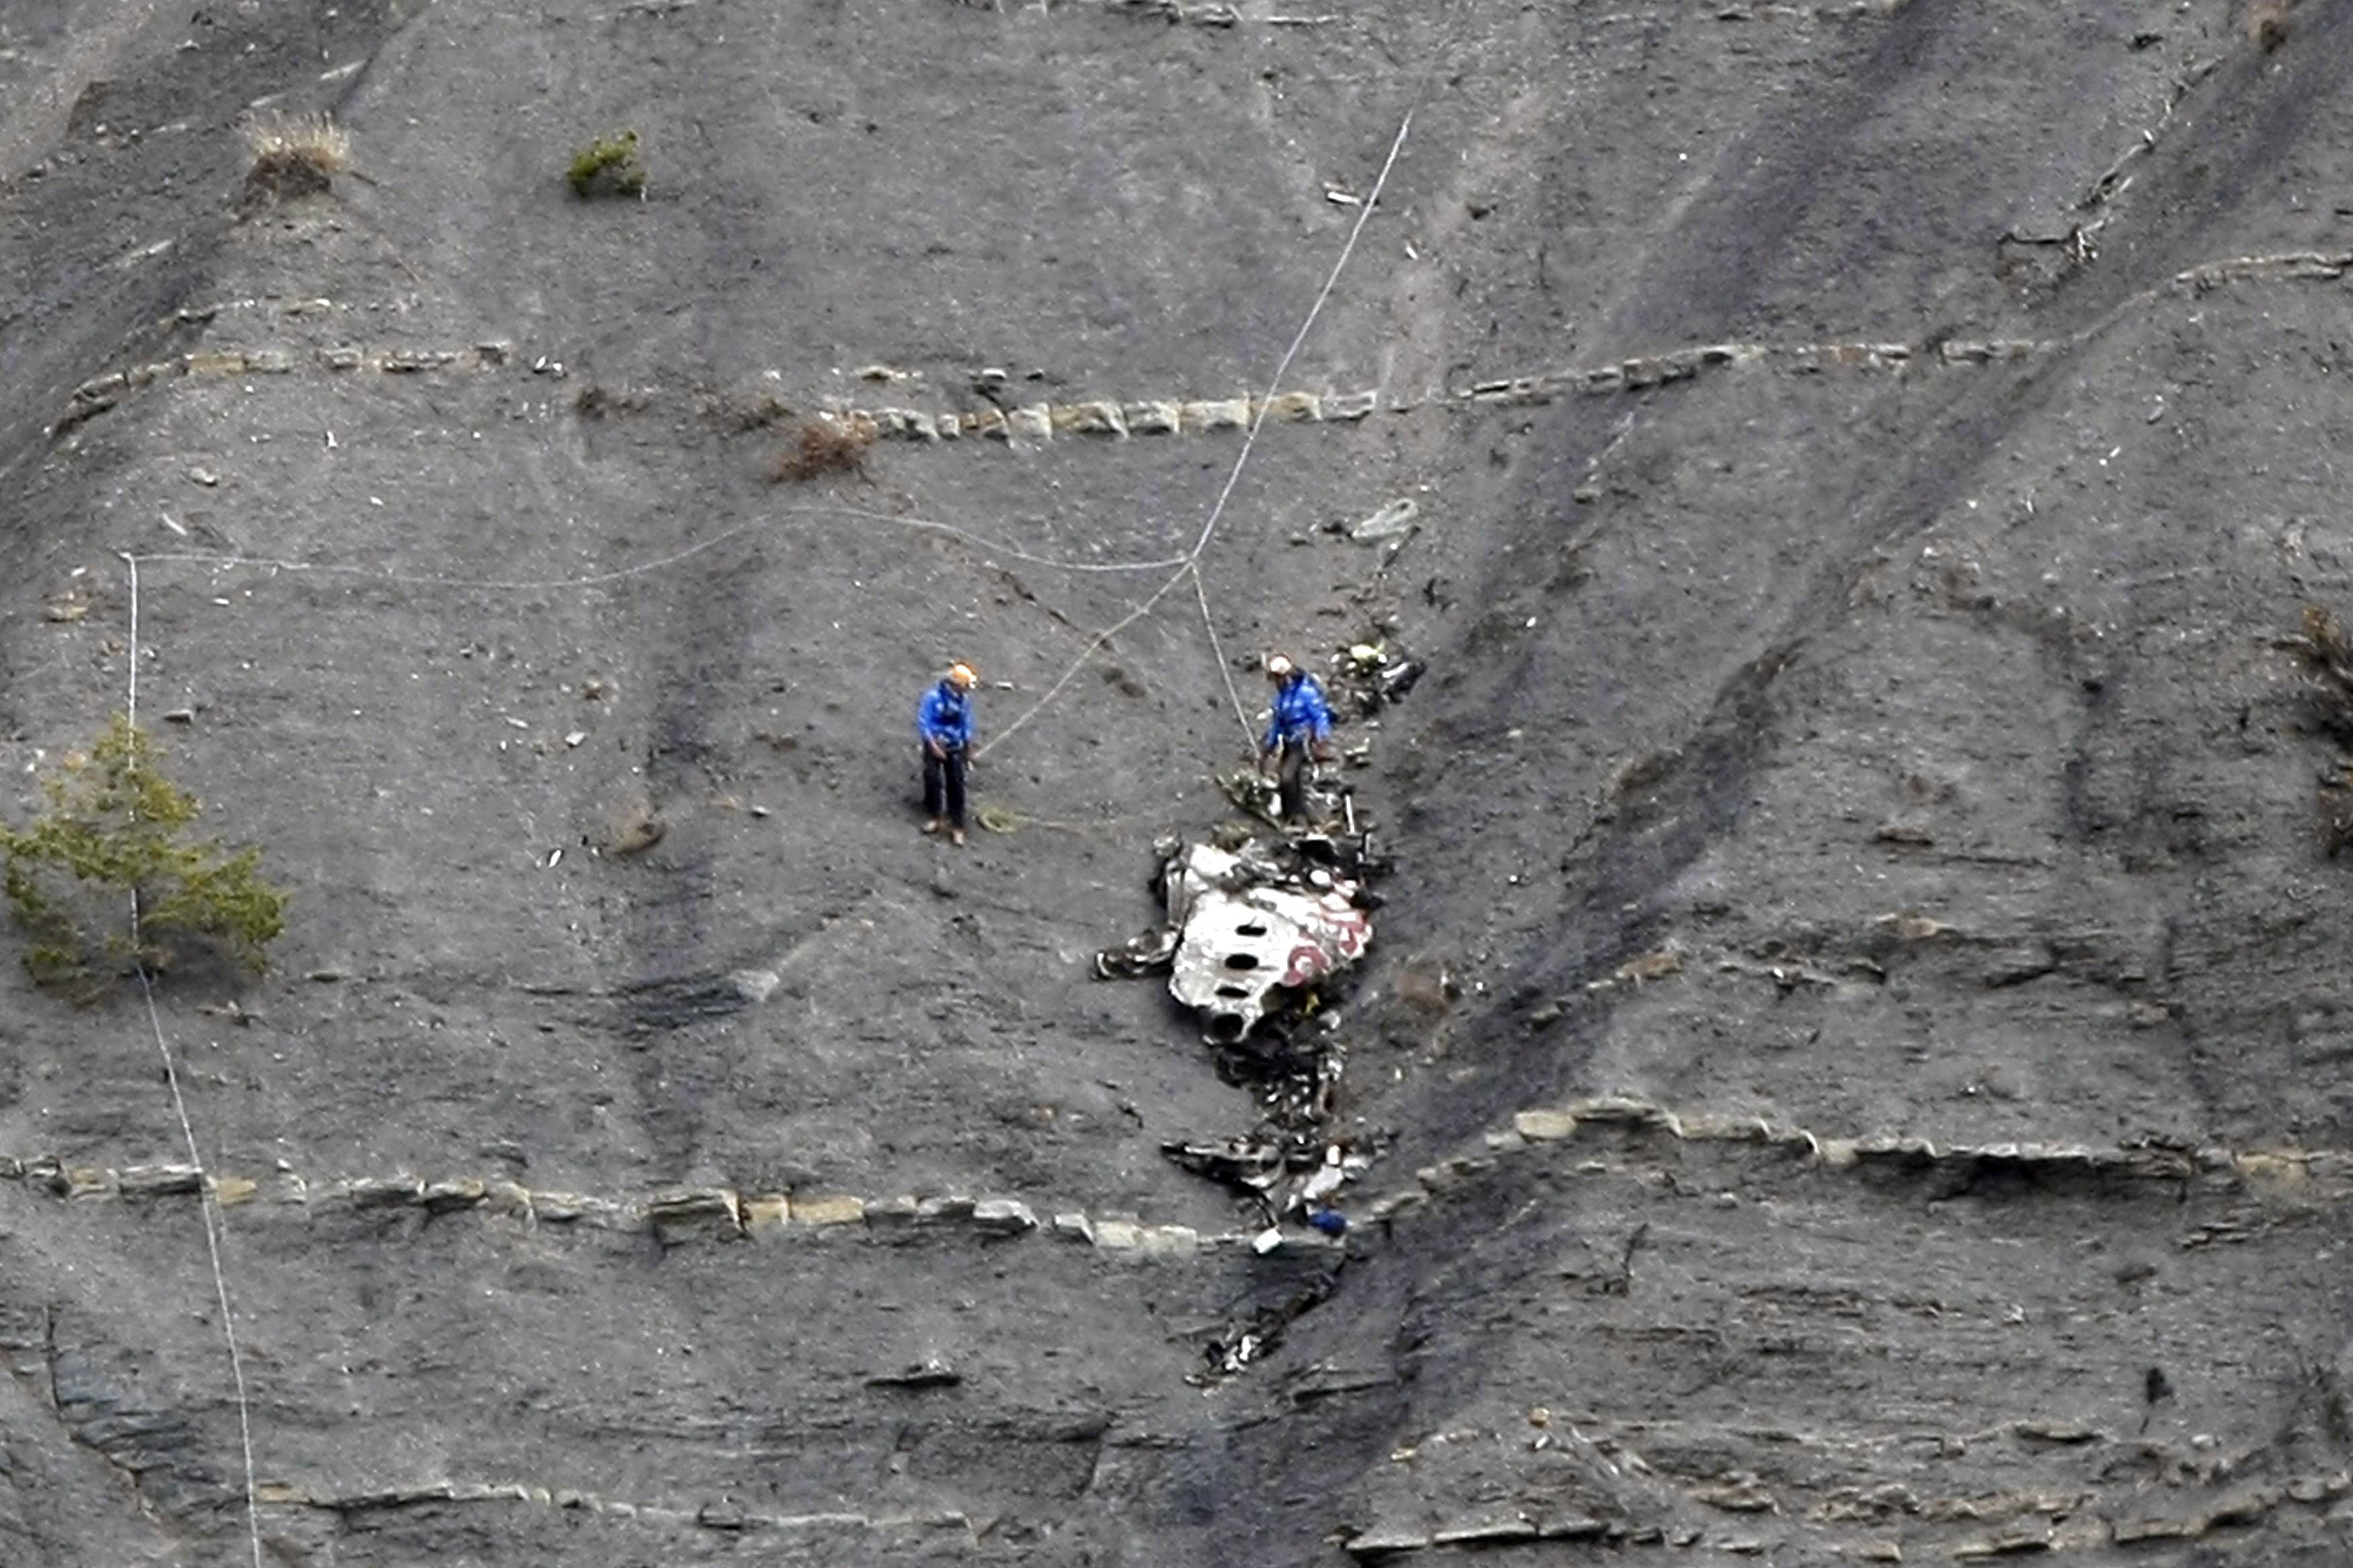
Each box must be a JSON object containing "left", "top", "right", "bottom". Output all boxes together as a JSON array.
[
  {"left": 917, "top": 681, "right": 973, "bottom": 750},
  {"left": 1262, "top": 672, "right": 1333, "bottom": 753}
]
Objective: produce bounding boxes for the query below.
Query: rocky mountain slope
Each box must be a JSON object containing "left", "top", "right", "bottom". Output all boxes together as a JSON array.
[{"left": 4, "top": 0, "right": 2353, "bottom": 1562}]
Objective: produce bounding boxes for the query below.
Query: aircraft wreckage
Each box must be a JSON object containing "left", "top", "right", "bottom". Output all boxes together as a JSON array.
[
  {"left": 1095, "top": 766, "right": 1391, "bottom": 1257},
  {"left": 1094, "top": 641, "right": 1419, "bottom": 1327}
]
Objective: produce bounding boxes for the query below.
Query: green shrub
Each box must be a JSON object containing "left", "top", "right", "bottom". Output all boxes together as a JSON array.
[
  {"left": 1, "top": 715, "right": 288, "bottom": 989},
  {"left": 568, "top": 130, "right": 645, "bottom": 198}
]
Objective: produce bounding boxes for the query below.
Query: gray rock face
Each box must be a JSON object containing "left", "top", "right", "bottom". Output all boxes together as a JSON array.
[{"left": 5, "top": 0, "right": 2353, "bottom": 1563}]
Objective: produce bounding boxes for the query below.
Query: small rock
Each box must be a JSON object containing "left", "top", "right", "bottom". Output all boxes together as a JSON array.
[
  {"left": 647, "top": 1188, "right": 743, "bottom": 1241},
  {"left": 696, "top": 1500, "right": 748, "bottom": 1530},
  {"left": 421, "top": 1179, "right": 487, "bottom": 1213},
  {"left": 346, "top": 1176, "right": 422, "bottom": 1208},
  {"left": 1090, "top": 1218, "right": 1144, "bottom": 1251},
  {"left": 1513, "top": 1108, "right": 1580, "bottom": 1141},
  {"left": 1122, "top": 399, "right": 1181, "bottom": 434},
  {"left": 728, "top": 968, "right": 781, "bottom": 1003},
  {"left": 867, "top": 1356, "right": 960, "bottom": 1389},
  {"left": 865, "top": 1196, "right": 920, "bottom": 1229},
  {"left": 1138, "top": 1225, "right": 1199, "bottom": 1256},
  {"left": 790, "top": 1194, "right": 865, "bottom": 1227},
  {"left": 608, "top": 813, "right": 664, "bottom": 856},
  {"left": 117, "top": 1165, "right": 204, "bottom": 1198},
  {"left": 970, "top": 1198, "right": 1037, "bottom": 1235},
  {"left": 1181, "top": 397, "right": 1251, "bottom": 433},
  {"left": 188, "top": 466, "right": 218, "bottom": 487}
]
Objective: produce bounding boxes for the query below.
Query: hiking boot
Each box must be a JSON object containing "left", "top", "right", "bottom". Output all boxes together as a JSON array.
[
  {"left": 950, "top": 827, "right": 967, "bottom": 847},
  {"left": 922, "top": 818, "right": 944, "bottom": 836}
]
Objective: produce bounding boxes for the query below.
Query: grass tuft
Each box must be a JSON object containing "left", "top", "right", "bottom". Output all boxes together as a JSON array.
[
  {"left": 769, "top": 417, "right": 877, "bottom": 483},
  {"left": 239, "top": 112, "right": 349, "bottom": 210}
]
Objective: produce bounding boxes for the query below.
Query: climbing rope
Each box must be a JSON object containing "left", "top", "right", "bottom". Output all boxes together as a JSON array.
[{"left": 975, "top": 112, "right": 1412, "bottom": 761}]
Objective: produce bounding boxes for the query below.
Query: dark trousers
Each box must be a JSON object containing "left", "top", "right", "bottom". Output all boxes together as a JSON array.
[
  {"left": 1276, "top": 742, "right": 1310, "bottom": 823},
  {"left": 923, "top": 747, "right": 968, "bottom": 827}
]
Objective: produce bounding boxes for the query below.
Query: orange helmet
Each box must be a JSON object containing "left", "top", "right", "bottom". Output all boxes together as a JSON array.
[{"left": 947, "top": 662, "right": 978, "bottom": 690}]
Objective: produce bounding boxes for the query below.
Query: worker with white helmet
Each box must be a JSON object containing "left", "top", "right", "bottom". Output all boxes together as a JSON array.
[
  {"left": 917, "top": 661, "right": 979, "bottom": 845},
  {"left": 1257, "top": 652, "right": 1334, "bottom": 824}
]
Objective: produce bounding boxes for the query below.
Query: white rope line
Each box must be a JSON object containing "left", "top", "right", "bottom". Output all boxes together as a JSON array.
[
  {"left": 980, "top": 112, "right": 1412, "bottom": 761},
  {"left": 1185, "top": 114, "right": 1412, "bottom": 565},
  {"left": 136, "top": 970, "right": 264, "bottom": 1568},
  {"left": 119, "top": 552, "right": 264, "bottom": 1568},
  {"left": 124, "top": 550, "right": 139, "bottom": 724},
  {"left": 972, "top": 573, "right": 1193, "bottom": 760},
  {"left": 131, "top": 503, "right": 1186, "bottom": 594},
  {"left": 869, "top": 508, "right": 1189, "bottom": 576},
  {"left": 1191, "top": 563, "right": 1252, "bottom": 741}
]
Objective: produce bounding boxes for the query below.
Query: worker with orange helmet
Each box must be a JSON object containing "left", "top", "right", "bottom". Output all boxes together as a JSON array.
[{"left": 917, "top": 661, "right": 979, "bottom": 845}]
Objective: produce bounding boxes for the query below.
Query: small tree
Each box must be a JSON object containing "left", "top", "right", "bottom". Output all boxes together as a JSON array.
[{"left": 1, "top": 715, "right": 288, "bottom": 989}]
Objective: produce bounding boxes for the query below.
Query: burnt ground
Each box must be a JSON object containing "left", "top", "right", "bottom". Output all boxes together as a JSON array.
[{"left": 5, "top": 0, "right": 2353, "bottom": 1563}]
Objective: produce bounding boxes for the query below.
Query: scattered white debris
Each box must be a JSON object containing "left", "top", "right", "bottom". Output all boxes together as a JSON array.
[{"left": 1349, "top": 498, "right": 1419, "bottom": 542}]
